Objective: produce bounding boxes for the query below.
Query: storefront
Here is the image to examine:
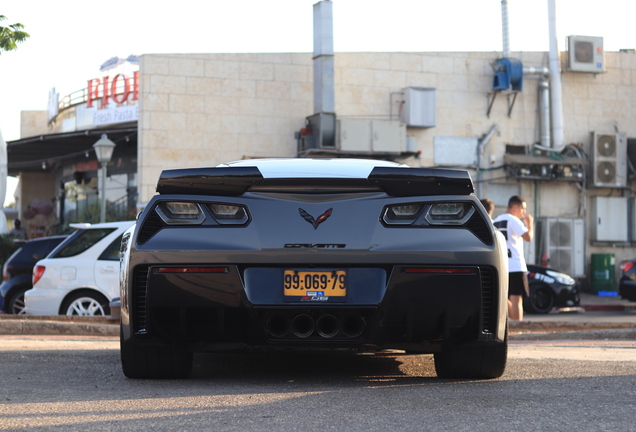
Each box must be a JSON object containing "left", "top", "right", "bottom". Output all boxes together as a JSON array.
[{"left": 6, "top": 57, "right": 139, "bottom": 235}]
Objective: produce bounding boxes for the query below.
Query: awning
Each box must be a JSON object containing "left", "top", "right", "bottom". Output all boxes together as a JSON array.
[{"left": 6, "top": 126, "right": 137, "bottom": 176}]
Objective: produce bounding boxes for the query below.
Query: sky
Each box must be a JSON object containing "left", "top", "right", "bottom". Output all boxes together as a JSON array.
[{"left": 1, "top": 0, "right": 635, "bottom": 205}]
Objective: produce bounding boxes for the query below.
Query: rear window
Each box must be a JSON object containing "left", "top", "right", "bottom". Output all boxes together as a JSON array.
[
  {"left": 52, "top": 229, "right": 116, "bottom": 258},
  {"left": 31, "top": 238, "right": 66, "bottom": 260}
]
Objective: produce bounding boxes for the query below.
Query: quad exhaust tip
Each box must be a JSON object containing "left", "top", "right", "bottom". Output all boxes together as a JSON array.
[
  {"left": 291, "top": 314, "right": 315, "bottom": 338},
  {"left": 316, "top": 314, "right": 339, "bottom": 338},
  {"left": 266, "top": 315, "right": 290, "bottom": 338},
  {"left": 265, "top": 312, "right": 366, "bottom": 339}
]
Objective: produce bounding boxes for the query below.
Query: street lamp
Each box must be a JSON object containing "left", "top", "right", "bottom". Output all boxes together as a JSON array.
[{"left": 93, "top": 134, "right": 116, "bottom": 223}]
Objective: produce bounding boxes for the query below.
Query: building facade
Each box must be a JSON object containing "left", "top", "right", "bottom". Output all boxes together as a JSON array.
[{"left": 7, "top": 49, "right": 636, "bottom": 285}]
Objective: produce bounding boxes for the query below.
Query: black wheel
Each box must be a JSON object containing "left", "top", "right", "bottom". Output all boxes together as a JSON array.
[
  {"left": 120, "top": 327, "right": 193, "bottom": 379},
  {"left": 7, "top": 287, "right": 29, "bottom": 315},
  {"left": 61, "top": 291, "right": 110, "bottom": 316},
  {"left": 434, "top": 325, "right": 508, "bottom": 379},
  {"left": 524, "top": 283, "right": 555, "bottom": 314}
]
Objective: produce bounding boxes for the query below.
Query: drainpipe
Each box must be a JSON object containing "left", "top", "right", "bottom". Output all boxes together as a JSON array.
[
  {"left": 547, "top": 0, "right": 565, "bottom": 151},
  {"left": 501, "top": 0, "right": 510, "bottom": 58},
  {"left": 539, "top": 78, "right": 551, "bottom": 148},
  {"left": 476, "top": 124, "right": 499, "bottom": 198}
]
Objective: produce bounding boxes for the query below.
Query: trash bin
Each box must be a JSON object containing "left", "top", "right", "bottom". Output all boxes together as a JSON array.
[{"left": 590, "top": 253, "right": 615, "bottom": 294}]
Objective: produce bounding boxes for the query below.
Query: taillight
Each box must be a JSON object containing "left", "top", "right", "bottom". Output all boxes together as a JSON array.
[
  {"left": 620, "top": 261, "right": 634, "bottom": 273},
  {"left": 156, "top": 202, "right": 206, "bottom": 225},
  {"left": 404, "top": 268, "right": 473, "bottom": 274},
  {"left": 424, "top": 202, "right": 474, "bottom": 225},
  {"left": 207, "top": 203, "right": 249, "bottom": 225},
  {"left": 2, "top": 265, "right": 10, "bottom": 281},
  {"left": 33, "top": 265, "right": 46, "bottom": 286},
  {"left": 382, "top": 203, "right": 424, "bottom": 225},
  {"left": 157, "top": 267, "right": 228, "bottom": 273}
]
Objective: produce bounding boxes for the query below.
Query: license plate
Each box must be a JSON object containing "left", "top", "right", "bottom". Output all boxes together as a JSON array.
[{"left": 283, "top": 270, "right": 347, "bottom": 297}]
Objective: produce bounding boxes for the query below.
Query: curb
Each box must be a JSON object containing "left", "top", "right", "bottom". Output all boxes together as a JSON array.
[
  {"left": 0, "top": 317, "right": 118, "bottom": 337},
  {"left": 0, "top": 321, "right": 118, "bottom": 337},
  {"left": 582, "top": 304, "right": 636, "bottom": 312},
  {"left": 1, "top": 319, "right": 634, "bottom": 340},
  {"left": 510, "top": 328, "right": 636, "bottom": 341}
]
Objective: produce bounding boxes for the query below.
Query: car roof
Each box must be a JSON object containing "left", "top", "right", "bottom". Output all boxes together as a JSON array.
[{"left": 218, "top": 158, "right": 407, "bottom": 179}]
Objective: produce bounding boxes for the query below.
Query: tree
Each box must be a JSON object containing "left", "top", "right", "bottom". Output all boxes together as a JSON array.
[{"left": 0, "top": 15, "right": 29, "bottom": 54}]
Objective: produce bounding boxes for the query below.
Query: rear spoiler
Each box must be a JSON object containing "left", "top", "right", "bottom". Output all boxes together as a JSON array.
[{"left": 156, "top": 166, "right": 474, "bottom": 197}]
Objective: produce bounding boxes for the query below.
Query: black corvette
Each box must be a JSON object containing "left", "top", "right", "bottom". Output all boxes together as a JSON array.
[{"left": 119, "top": 159, "right": 509, "bottom": 379}]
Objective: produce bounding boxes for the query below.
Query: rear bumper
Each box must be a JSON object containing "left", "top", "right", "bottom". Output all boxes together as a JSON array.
[
  {"left": 121, "top": 264, "right": 505, "bottom": 352},
  {"left": 23, "top": 287, "right": 64, "bottom": 315}
]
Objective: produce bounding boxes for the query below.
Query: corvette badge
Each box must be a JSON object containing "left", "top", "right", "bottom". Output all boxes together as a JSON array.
[{"left": 299, "top": 207, "right": 333, "bottom": 229}]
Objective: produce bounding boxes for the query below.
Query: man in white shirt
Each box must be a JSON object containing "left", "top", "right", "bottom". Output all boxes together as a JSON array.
[{"left": 493, "top": 195, "right": 534, "bottom": 321}]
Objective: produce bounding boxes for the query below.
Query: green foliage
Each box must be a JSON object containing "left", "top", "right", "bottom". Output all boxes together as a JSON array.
[
  {"left": 0, "top": 234, "right": 21, "bottom": 269},
  {"left": 0, "top": 15, "right": 30, "bottom": 54}
]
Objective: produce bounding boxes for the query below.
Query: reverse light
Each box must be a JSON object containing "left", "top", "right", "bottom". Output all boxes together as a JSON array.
[
  {"left": 545, "top": 269, "right": 575, "bottom": 285},
  {"left": 424, "top": 202, "right": 474, "bottom": 225},
  {"left": 33, "top": 265, "right": 46, "bottom": 286},
  {"left": 382, "top": 204, "right": 424, "bottom": 225},
  {"left": 156, "top": 202, "right": 205, "bottom": 225},
  {"left": 208, "top": 203, "right": 249, "bottom": 225}
]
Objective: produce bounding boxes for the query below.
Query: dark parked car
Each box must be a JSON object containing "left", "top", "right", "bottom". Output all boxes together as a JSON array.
[
  {"left": 0, "top": 236, "right": 67, "bottom": 314},
  {"left": 524, "top": 264, "right": 581, "bottom": 314},
  {"left": 120, "top": 158, "right": 509, "bottom": 379},
  {"left": 618, "top": 259, "right": 636, "bottom": 301}
]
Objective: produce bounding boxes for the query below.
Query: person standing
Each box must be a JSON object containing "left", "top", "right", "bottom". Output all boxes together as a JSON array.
[
  {"left": 493, "top": 195, "right": 534, "bottom": 321},
  {"left": 480, "top": 198, "right": 494, "bottom": 219},
  {"left": 9, "top": 219, "right": 27, "bottom": 239}
]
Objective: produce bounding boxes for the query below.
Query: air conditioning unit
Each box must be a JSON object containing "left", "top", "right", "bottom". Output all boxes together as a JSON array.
[
  {"left": 590, "top": 132, "right": 627, "bottom": 188},
  {"left": 535, "top": 218, "right": 585, "bottom": 277},
  {"left": 567, "top": 35, "right": 605, "bottom": 73}
]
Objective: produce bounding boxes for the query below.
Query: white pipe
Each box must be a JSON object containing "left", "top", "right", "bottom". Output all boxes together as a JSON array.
[
  {"left": 523, "top": 66, "right": 550, "bottom": 76},
  {"left": 539, "top": 79, "right": 551, "bottom": 148},
  {"left": 501, "top": 0, "right": 510, "bottom": 58},
  {"left": 547, "top": 0, "right": 565, "bottom": 151}
]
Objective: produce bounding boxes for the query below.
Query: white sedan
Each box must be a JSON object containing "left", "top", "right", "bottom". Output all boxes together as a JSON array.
[{"left": 25, "top": 221, "right": 134, "bottom": 316}]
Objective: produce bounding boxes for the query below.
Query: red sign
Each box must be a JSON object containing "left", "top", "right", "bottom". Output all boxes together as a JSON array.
[{"left": 87, "top": 71, "right": 139, "bottom": 108}]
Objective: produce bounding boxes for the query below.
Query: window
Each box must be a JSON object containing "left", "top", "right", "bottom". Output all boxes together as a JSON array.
[
  {"left": 53, "top": 229, "right": 115, "bottom": 258},
  {"left": 99, "top": 235, "right": 124, "bottom": 261}
]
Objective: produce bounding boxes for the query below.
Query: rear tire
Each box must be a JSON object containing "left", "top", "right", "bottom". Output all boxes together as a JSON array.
[
  {"left": 7, "top": 287, "right": 28, "bottom": 315},
  {"left": 434, "top": 326, "right": 508, "bottom": 379},
  {"left": 120, "top": 328, "right": 193, "bottom": 379},
  {"left": 61, "top": 291, "right": 110, "bottom": 316}
]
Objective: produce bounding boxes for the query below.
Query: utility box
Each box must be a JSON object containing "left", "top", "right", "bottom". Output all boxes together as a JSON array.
[
  {"left": 434, "top": 137, "right": 478, "bottom": 167},
  {"left": 590, "top": 196, "right": 628, "bottom": 242},
  {"left": 401, "top": 87, "right": 436, "bottom": 128},
  {"left": 336, "top": 119, "right": 406, "bottom": 153}
]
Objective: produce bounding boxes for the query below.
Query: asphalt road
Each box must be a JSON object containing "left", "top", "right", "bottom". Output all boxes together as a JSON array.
[{"left": 0, "top": 336, "right": 634, "bottom": 431}]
